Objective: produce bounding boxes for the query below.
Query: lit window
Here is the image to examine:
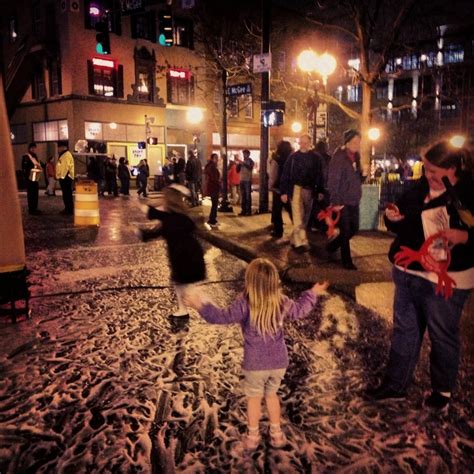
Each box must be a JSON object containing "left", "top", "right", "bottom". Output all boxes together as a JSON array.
[
  {"left": 243, "top": 94, "right": 253, "bottom": 119},
  {"left": 444, "top": 44, "right": 464, "bottom": 64},
  {"left": 167, "top": 69, "right": 194, "bottom": 105},
  {"left": 173, "top": 18, "right": 194, "bottom": 49},
  {"left": 33, "top": 120, "right": 68, "bottom": 142},
  {"left": 88, "top": 59, "right": 123, "bottom": 98},
  {"left": 228, "top": 97, "right": 238, "bottom": 118}
]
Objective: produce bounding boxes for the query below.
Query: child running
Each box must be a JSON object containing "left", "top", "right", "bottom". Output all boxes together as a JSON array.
[
  {"left": 136, "top": 184, "right": 206, "bottom": 327},
  {"left": 184, "top": 257, "right": 328, "bottom": 450}
]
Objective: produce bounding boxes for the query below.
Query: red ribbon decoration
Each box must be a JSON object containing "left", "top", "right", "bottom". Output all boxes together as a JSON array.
[
  {"left": 317, "top": 206, "right": 341, "bottom": 239},
  {"left": 394, "top": 232, "right": 456, "bottom": 299}
]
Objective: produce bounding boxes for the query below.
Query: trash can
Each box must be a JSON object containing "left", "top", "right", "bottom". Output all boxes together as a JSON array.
[
  {"left": 359, "top": 184, "right": 380, "bottom": 230},
  {"left": 74, "top": 180, "right": 100, "bottom": 226}
]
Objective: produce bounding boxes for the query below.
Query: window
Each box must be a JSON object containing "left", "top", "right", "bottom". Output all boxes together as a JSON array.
[
  {"left": 10, "top": 124, "right": 27, "bottom": 144},
  {"left": 85, "top": 0, "right": 121, "bottom": 34},
  {"left": 346, "top": 84, "right": 361, "bottom": 102},
  {"left": 278, "top": 51, "right": 286, "bottom": 72},
  {"left": 213, "top": 88, "right": 220, "bottom": 113},
  {"left": 131, "top": 12, "right": 156, "bottom": 41},
  {"left": 133, "top": 47, "right": 156, "bottom": 103},
  {"left": 167, "top": 69, "right": 194, "bottom": 105},
  {"left": 32, "top": 64, "right": 46, "bottom": 100},
  {"left": 444, "top": 44, "right": 464, "bottom": 64},
  {"left": 32, "top": 1, "right": 42, "bottom": 35},
  {"left": 33, "top": 120, "right": 68, "bottom": 142},
  {"left": 243, "top": 94, "right": 253, "bottom": 119},
  {"left": 173, "top": 18, "right": 193, "bottom": 49},
  {"left": 48, "top": 58, "right": 62, "bottom": 96},
  {"left": 394, "top": 78, "right": 412, "bottom": 98},
  {"left": 228, "top": 97, "right": 238, "bottom": 118},
  {"left": 87, "top": 58, "right": 124, "bottom": 98},
  {"left": 376, "top": 82, "right": 388, "bottom": 99}
]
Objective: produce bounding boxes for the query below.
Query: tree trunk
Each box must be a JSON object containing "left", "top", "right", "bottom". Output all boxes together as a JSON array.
[{"left": 360, "top": 81, "right": 372, "bottom": 177}]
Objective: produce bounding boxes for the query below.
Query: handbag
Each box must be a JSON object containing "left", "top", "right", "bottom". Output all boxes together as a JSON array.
[{"left": 29, "top": 168, "right": 42, "bottom": 182}]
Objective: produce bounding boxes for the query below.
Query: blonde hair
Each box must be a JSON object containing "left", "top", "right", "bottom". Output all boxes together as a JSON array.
[
  {"left": 163, "top": 187, "right": 189, "bottom": 215},
  {"left": 244, "top": 258, "right": 283, "bottom": 337}
]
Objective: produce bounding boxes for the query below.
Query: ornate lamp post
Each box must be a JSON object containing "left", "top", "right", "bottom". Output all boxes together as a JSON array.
[
  {"left": 297, "top": 50, "right": 336, "bottom": 144},
  {"left": 368, "top": 127, "right": 381, "bottom": 181}
]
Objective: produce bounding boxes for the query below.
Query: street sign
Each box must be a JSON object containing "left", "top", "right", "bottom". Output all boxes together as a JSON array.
[
  {"left": 253, "top": 53, "right": 272, "bottom": 73},
  {"left": 226, "top": 83, "right": 252, "bottom": 97}
]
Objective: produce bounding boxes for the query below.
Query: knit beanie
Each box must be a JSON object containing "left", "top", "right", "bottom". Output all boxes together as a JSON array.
[{"left": 343, "top": 129, "right": 361, "bottom": 144}]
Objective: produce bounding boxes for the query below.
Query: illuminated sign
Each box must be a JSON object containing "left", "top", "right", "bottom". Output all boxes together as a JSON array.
[
  {"left": 169, "top": 69, "right": 190, "bottom": 80},
  {"left": 92, "top": 57, "right": 115, "bottom": 68},
  {"left": 89, "top": 5, "right": 100, "bottom": 16}
]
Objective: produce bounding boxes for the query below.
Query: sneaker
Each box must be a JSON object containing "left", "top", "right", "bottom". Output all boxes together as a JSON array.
[
  {"left": 424, "top": 392, "right": 451, "bottom": 410},
  {"left": 204, "top": 222, "right": 212, "bottom": 231},
  {"left": 366, "top": 384, "right": 406, "bottom": 401},
  {"left": 243, "top": 432, "right": 260, "bottom": 451},
  {"left": 270, "top": 429, "right": 287, "bottom": 448}
]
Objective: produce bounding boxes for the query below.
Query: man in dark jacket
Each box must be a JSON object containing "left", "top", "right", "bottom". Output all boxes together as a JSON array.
[
  {"left": 326, "top": 129, "right": 363, "bottom": 270},
  {"left": 22, "top": 142, "right": 42, "bottom": 215},
  {"left": 185, "top": 150, "right": 200, "bottom": 206},
  {"left": 203, "top": 153, "right": 220, "bottom": 229},
  {"left": 280, "top": 134, "right": 325, "bottom": 251}
]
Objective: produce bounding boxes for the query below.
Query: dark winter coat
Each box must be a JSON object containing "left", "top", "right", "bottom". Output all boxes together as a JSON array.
[
  {"left": 118, "top": 163, "right": 131, "bottom": 180},
  {"left": 137, "top": 164, "right": 149, "bottom": 183},
  {"left": 147, "top": 206, "right": 206, "bottom": 284},
  {"left": 204, "top": 160, "right": 220, "bottom": 197},
  {"left": 327, "top": 146, "right": 362, "bottom": 206},
  {"left": 385, "top": 174, "right": 474, "bottom": 272},
  {"left": 280, "top": 150, "right": 325, "bottom": 197},
  {"left": 185, "top": 156, "right": 201, "bottom": 182}
]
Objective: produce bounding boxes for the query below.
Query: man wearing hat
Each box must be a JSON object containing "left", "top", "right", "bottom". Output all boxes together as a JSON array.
[
  {"left": 56, "top": 141, "right": 75, "bottom": 215},
  {"left": 21, "top": 142, "right": 42, "bottom": 215},
  {"left": 326, "top": 129, "right": 363, "bottom": 269}
]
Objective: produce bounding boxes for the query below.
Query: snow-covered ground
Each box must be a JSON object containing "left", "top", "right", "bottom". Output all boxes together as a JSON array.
[{"left": 0, "top": 197, "right": 472, "bottom": 472}]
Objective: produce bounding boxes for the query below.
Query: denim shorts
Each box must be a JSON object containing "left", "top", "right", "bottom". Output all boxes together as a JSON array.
[{"left": 242, "top": 369, "right": 286, "bottom": 397}]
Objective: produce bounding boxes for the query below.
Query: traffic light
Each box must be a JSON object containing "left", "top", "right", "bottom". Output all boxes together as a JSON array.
[
  {"left": 158, "top": 10, "right": 173, "bottom": 47},
  {"left": 95, "top": 21, "right": 111, "bottom": 55}
]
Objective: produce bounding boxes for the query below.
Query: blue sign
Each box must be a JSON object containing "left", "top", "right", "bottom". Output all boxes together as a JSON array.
[{"left": 226, "top": 83, "right": 252, "bottom": 97}]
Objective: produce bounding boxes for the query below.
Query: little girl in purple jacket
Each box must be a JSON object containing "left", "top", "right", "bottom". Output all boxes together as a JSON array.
[{"left": 185, "top": 257, "right": 328, "bottom": 450}]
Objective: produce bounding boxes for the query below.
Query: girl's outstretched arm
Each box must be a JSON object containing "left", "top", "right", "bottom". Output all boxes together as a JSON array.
[
  {"left": 285, "top": 281, "right": 329, "bottom": 321},
  {"left": 185, "top": 290, "right": 247, "bottom": 325}
]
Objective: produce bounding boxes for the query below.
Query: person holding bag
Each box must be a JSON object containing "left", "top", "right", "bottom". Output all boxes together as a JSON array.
[{"left": 21, "top": 142, "right": 42, "bottom": 215}]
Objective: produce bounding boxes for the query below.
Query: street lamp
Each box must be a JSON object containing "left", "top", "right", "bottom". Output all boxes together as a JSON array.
[
  {"left": 186, "top": 107, "right": 204, "bottom": 125},
  {"left": 450, "top": 134, "right": 466, "bottom": 149},
  {"left": 368, "top": 127, "right": 381, "bottom": 181},
  {"left": 297, "top": 49, "right": 336, "bottom": 144},
  {"left": 291, "top": 121, "right": 303, "bottom": 134}
]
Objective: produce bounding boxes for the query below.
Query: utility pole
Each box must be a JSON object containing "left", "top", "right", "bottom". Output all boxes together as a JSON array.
[
  {"left": 258, "top": 0, "right": 271, "bottom": 213},
  {"left": 219, "top": 68, "right": 232, "bottom": 212}
]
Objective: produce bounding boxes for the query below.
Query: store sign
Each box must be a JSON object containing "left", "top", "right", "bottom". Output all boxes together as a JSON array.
[
  {"left": 92, "top": 57, "right": 114, "bottom": 68},
  {"left": 226, "top": 83, "right": 252, "bottom": 97},
  {"left": 128, "top": 145, "right": 146, "bottom": 165},
  {"left": 85, "top": 122, "right": 103, "bottom": 140},
  {"left": 169, "top": 69, "right": 190, "bottom": 80}
]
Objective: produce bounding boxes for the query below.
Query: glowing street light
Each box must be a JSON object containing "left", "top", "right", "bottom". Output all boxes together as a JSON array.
[
  {"left": 297, "top": 49, "right": 337, "bottom": 143},
  {"left": 291, "top": 121, "right": 303, "bottom": 133},
  {"left": 368, "top": 127, "right": 381, "bottom": 141},
  {"left": 186, "top": 107, "right": 204, "bottom": 124},
  {"left": 450, "top": 134, "right": 466, "bottom": 149},
  {"left": 109, "top": 122, "right": 117, "bottom": 129},
  {"left": 297, "top": 50, "right": 318, "bottom": 73}
]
